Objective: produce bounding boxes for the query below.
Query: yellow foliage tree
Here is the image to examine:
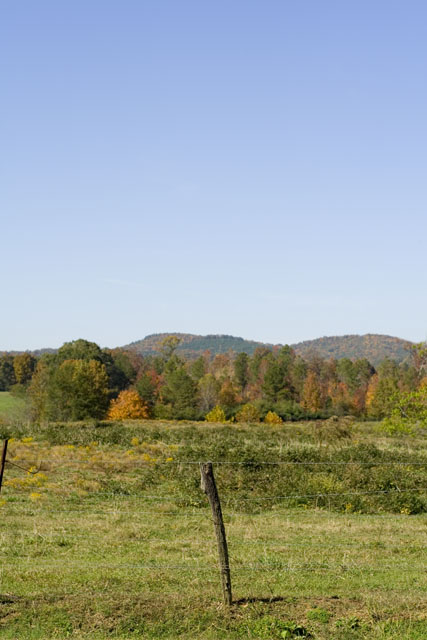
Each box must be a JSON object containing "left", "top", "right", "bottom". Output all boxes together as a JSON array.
[
  {"left": 365, "top": 374, "right": 378, "bottom": 411},
  {"left": 264, "top": 410, "right": 283, "bottom": 425},
  {"left": 235, "top": 403, "right": 260, "bottom": 423},
  {"left": 108, "top": 390, "right": 149, "bottom": 420},
  {"left": 205, "top": 405, "right": 227, "bottom": 423},
  {"left": 301, "top": 372, "right": 325, "bottom": 412},
  {"left": 13, "top": 353, "right": 36, "bottom": 385}
]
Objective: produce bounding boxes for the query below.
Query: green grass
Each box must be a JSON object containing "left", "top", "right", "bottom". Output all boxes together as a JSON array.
[
  {"left": 0, "top": 392, "right": 25, "bottom": 415},
  {"left": 0, "top": 420, "right": 426, "bottom": 638}
]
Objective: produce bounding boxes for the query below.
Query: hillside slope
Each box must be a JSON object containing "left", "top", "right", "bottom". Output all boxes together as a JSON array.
[
  {"left": 123, "top": 333, "right": 272, "bottom": 358},
  {"left": 123, "top": 332, "right": 413, "bottom": 364},
  {"left": 291, "top": 333, "right": 412, "bottom": 365}
]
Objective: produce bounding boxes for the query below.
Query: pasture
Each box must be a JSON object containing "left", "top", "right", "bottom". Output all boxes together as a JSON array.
[
  {"left": 0, "top": 419, "right": 426, "bottom": 639},
  {"left": 0, "top": 393, "right": 25, "bottom": 417}
]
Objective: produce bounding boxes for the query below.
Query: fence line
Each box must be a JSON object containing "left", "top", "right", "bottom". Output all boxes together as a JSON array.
[
  {"left": 3, "top": 439, "right": 427, "bottom": 605},
  {"left": 134, "top": 460, "right": 427, "bottom": 466},
  {"left": 4, "top": 536, "right": 424, "bottom": 550},
  {"left": 8, "top": 506, "right": 426, "bottom": 520},
  {"left": 6, "top": 456, "right": 427, "bottom": 469},
  {"left": 34, "top": 486, "right": 426, "bottom": 503},
  {"left": 7, "top": 560, "right": 427, "bottom": 572},
  {"left": 224, "top": 486, "right": 427, "bottom": 501},
  {"left": 5, "top": 459, "right": 41, "bottom": 474}
]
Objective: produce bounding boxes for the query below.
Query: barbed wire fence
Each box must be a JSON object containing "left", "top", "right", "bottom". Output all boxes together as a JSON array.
[{"left": 1, "top": 438, "right": 427, "bottom": 605}]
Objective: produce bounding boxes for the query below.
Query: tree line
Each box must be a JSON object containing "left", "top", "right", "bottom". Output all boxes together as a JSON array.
[{"left": 1, "top": 336, "right": 426, "bottom": 424}]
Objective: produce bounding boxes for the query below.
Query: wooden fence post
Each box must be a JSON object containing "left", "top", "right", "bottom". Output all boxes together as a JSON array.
[
  {"left": 0, "top": 439, "right": 8, "bottom": 494},
  {"left": 200, "top": 461, "right": 232, "bottom": 605}
]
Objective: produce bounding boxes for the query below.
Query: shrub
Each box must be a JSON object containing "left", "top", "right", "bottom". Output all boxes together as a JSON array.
[
  {"left": 273, "top": 400, "right": 309, "bottom": 421},
  {"left": 248, "top": 615, "right": 311, "bottom": 638},
  {"left": 235, "top": 403, "right": 261, "bottom": 423},
  {"left": 205, "top": 405, "right": 227, "bottom": 423},
  {"left": 379, "top": 387, "right": 427, "bottom": 434},
  {"left": 312, "top": 416, "right": 353, "bottom": 446},
  {"left": 107, "top": 390, "right": 149, "bottom": 420},
  {"left": 264, "top": 410, "right": 283, "bottom": 425},
  {"left": 307, "top": 608, "right": 331, "bottom": 623}
]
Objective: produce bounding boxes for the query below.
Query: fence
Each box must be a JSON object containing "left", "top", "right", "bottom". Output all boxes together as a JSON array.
[{"left": 1, "top": 437, "right": 427, "bottom": 607}]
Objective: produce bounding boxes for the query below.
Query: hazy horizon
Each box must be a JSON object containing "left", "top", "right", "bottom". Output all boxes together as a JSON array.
[{"left": 1, "top": 329, "right": 420, "bottom": 354}]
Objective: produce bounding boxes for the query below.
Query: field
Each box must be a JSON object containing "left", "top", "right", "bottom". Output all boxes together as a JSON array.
[
  {"left": 0, "top": 393, "right": 26, "bottom": 417},
  {"left": 0, "top": 419, "right": 426, "bottom": 639}
]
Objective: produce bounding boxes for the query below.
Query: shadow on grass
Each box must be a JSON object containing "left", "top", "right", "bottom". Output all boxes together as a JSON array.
[{"left": 233, "top": 595, "right": 287, "bottom": 605}]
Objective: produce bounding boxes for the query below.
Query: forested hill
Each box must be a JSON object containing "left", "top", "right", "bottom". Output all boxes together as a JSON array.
[
  {"left": 123, "top": 332, "right": 412, "bottom": 365},
  {"left": 123, "top": 333, "right": 273, "bottom": 358},
  {"left": 291, "top": 334, "right": 412, "bottom": 365}
]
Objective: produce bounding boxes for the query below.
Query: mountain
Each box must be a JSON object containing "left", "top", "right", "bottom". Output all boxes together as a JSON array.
[
  {"left": 123, "top": 332, "right": 413, "bottom": 365},
  {"left": 123, "top": 333, "right": 273, "bottom": 359},
  {"left": 291, "top": 334, "right": 413, "bottom": 365}
]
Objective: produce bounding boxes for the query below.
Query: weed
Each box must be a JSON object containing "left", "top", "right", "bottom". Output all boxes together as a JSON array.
[{"left": 307, "top": 607, "right": 331, "bottom": 623}]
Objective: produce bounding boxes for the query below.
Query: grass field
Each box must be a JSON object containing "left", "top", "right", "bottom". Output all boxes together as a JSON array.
[
  {"left": 0, "top": 392, "right": 25, "bottom": 416},
  {"left": 0, "top": 420, "right": 426, "bottom": 639}
]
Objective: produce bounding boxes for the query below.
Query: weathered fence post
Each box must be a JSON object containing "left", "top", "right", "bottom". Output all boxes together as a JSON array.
[
  {"left": 200, "top": 461, "right": 232, "bottom": 605},
  {"left": 0, "top": 439, "right": 8, "bottom": 493}
]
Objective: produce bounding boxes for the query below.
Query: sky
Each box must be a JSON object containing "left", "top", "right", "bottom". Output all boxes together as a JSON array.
[{"left": 1, "top": 0, "right": 427, "bottom": 351}]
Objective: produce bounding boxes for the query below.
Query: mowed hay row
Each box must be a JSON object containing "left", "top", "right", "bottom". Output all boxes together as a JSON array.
[{"left": 0, "top": 420, "right": 426, "bottom": 639}]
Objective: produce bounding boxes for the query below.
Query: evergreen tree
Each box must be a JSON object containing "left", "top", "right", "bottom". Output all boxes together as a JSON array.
[
  {"left": 136, "top": 373, "right": 157, "bottom": 408},
  {"left": 262, "top": 358, "right": 285, "bottom": 403},
  {"left": 0, "top": 355, "right": 16, "bottom": 391},
  {"left": 234, "top": 352, "right": 249, "bottom": 391},
  {"left": 161, "top": 366, "right": 197, "bottom": 418},
  {"left": 190, "top": 356, "right": 206, "bottom": 381}
]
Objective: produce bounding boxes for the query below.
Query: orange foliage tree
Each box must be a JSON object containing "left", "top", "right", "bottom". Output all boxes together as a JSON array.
[
  {"left": 301, "top": 371, "right": 326, "bottom": 412},
  {"left": 107, "top": 390, "right": 149, "bottom": 420}
]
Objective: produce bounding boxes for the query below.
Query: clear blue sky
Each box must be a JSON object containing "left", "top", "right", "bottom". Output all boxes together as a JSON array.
[{"left": 1, "top": 0, "right": 427, "bottom": 351}]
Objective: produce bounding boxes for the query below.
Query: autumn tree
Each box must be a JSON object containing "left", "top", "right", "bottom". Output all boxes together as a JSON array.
[
  {"left": 264, "top": 410, "right": 283, "bottom": 425},
  {"left": 211, "top": 353, "right": 232, "bottom": 377},
  {"left": 328, "top": 381, "right": 353, "bottom": 415},
  {"left": 28, "top": 361, "right": 50, "bottom": 420},
  {"left": 107, "top": 390, "right": 148, "bottom": 420},
  {"left": 159, "top": 335, "right": 181, "bottom": 360},
  {"left": 205, "top": 405, "right": 227, "bottom": 423},
  {"left": 198, "top": 373, "right": 220, "bottom": 413},
  {"left": 411, "top": 342, "right": 427, "bottom": 375},
  {"left": 235, "top": 403, "right": 261, "bottom": 423},
  {"left": 301, "top": 371, "right": 326, "bottom": 413},
  {"left": 218, "top": 378, "right": 238, "bottom": 411},
  {"left": 13, "top": 353, "right": 37, "bottom": 385},
  {"left": 56, "top": 339, "right": 129, "bottom": 397}
]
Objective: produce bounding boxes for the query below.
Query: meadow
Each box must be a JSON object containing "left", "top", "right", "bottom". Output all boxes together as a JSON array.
[
  {"left": 0, "top": 393, "right": 25, "bottom": 417},
  {"left": 0, "top": 419, "right": 426, "bottom": 639}
]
